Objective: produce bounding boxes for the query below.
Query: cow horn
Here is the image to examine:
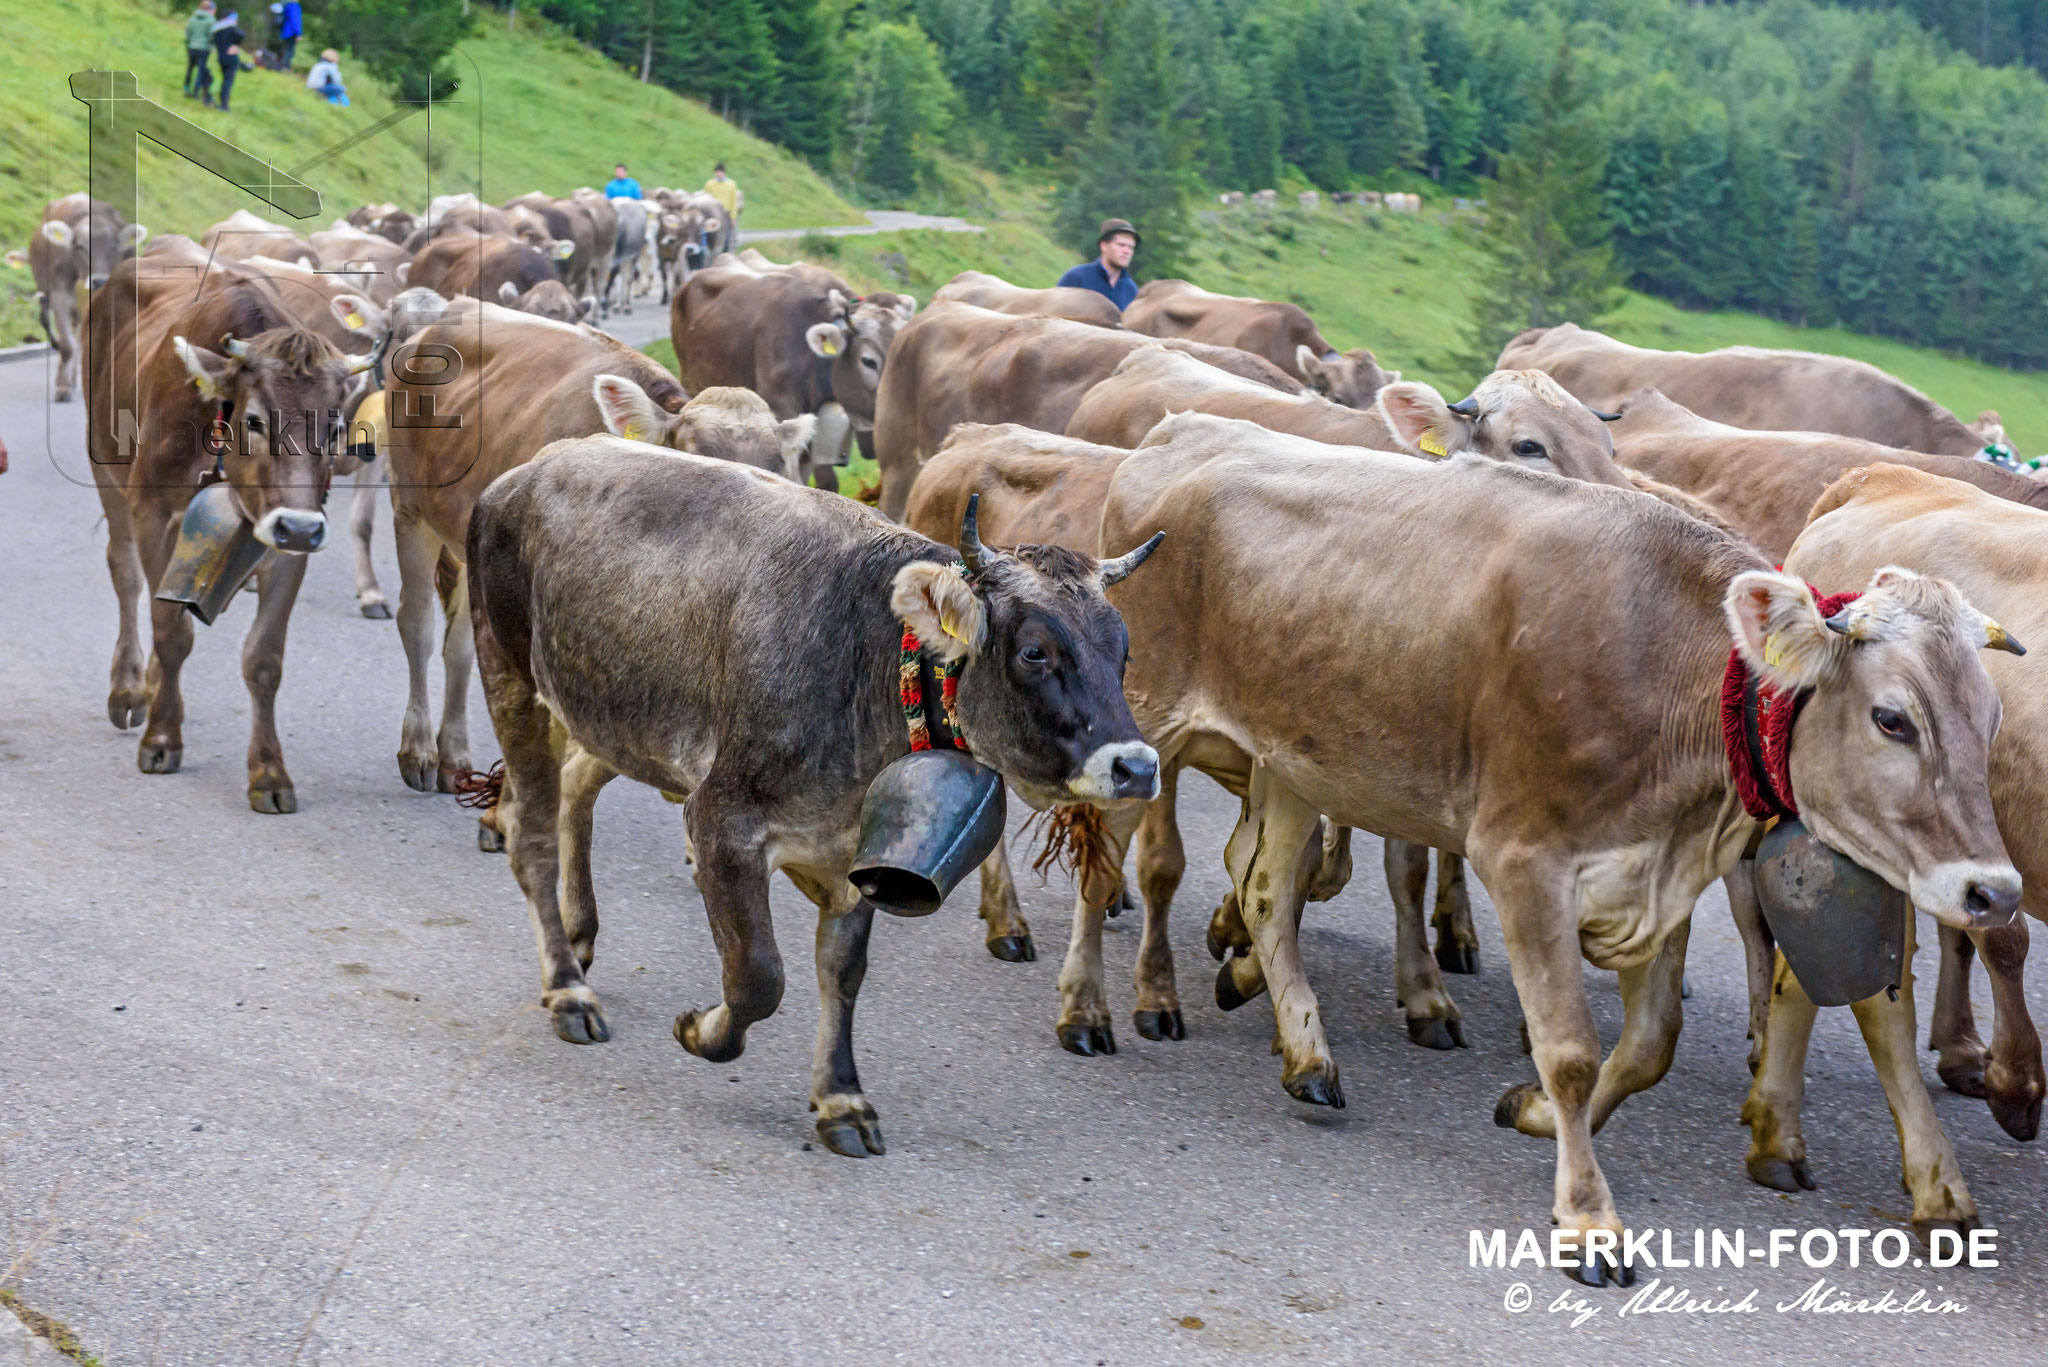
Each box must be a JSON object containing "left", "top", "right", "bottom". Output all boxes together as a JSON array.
[
  {"left": 1446, "top": 396, "right": 1480, "bottom": 416},
  {"left": 1099, "top": 532, "right": 1165, "bottom": 587},
  {"left": 1589, "top": 407, "right": 1622, "bottom": 422},
  {"left": 959, "top": 494, "right": 989, "bottom": 577},
  {"left": 221, "top": 334, "right": 251, "bottom": 358},
  {"left": 1984, "top": 619, "right": 2028, "bottom": 656},
  {"left": 1823, "top": 608, "right": 1860, "bottom": 637}
]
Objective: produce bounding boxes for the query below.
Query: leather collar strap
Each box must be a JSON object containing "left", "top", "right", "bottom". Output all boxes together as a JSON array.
[{"left": 1720, "top": 587, "right": 1862, "bottom": 821}]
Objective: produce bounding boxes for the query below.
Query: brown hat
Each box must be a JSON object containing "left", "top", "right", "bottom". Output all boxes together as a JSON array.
[{"left": 1098, "top": 218, "right": 1141, "bottom": 246}]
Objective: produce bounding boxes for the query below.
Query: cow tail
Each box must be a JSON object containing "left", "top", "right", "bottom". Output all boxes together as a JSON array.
[
  {"left": 1024, "top": 803, "right": 1122, "bottom": 909},
  {"left": 453, "top": 760, "right": 505, "bottom": 810}
]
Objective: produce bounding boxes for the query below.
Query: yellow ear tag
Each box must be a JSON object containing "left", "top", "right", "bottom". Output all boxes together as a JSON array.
[
  {"left": 1763, "top": 632, "right": 1786, "bottom": 669},
  {"left": 1418, "top": 432, "right": 1448, "bottom": 457},
  {"left": 820, "top": 335, "right": 841, "bottom": 356},
  {"left": 345, "top": 311, "right": 365, "bottom": 330},
  {"left": 621, "top": 422, "right": 644, "bottom": 442}
]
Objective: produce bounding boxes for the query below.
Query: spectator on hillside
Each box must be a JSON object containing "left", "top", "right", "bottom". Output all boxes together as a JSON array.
[
  {"left": 604, "top": 165, "right": 643, "bottom": 199},
  {"left": 270, "top": 1, "right": 303, "bottom": 68},
  {"left": 216, "top": 43, "right": 253, "bottom": 112},
  {"left": 211, "top": 12, "right": 244, "bottom": 109},
  {"left": 1056, "top": 218, "right": 1140, "bottom": 311},
  {"left": 183, "top": 1, "right": 217, "bottom": 104},
  {"left": 307, "top": 48, "right": 348, "bottom": 107}
]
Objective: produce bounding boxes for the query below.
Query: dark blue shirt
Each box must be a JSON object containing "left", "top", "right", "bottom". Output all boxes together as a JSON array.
[{"left": 1057, "top": 259, "right": 1137, "bottom": 311}]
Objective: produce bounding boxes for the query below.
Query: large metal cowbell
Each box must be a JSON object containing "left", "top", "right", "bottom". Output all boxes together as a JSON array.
[{"left": 1752, "top": 818, "right": 1909, "bottom": 1007}]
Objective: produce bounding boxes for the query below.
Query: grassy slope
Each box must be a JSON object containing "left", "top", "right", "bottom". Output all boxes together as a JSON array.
[{"left": 1, "top": 0, "right": 859, "bottom": 341}]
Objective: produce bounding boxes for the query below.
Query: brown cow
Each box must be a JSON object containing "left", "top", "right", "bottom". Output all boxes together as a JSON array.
[
  {"left": 379, "top": 300, "right": 813, "bottom": 796},
  {"left": 85, "top": 240, "right": 373, "bottom": 812},
  {"left": 201, "top": 210, "right": 319, "bottom": 268},
  {"left": 1121, "top": 279, "right": 1394, "bottom": 408},
  {"left": 1608, "top": 387, "right": 2048, "bottom": 557},
  {"left": 311, "top": 223, "right": 414, "bottom": 306},
  {"left": 870, "top": 301, "right": 1300, "bottom": 520},
  {"left": 346, "top": 202, "right": 418, "bottom": 245},
  {"left": 408, "top": 232, "right": 591, "bottom": 322},
  {"left": 506, "top": 192, "right": 606, "bottom": 307},
  {"left": 673, "top": 250, "right": 915, "bottom": 492},
  {"left": 932, "top": 270, "right": 1125, "bottom": 327},
  {"left": 1750, "top": 463, "right": 2048, "bottom": 1237},
  {"left": 1091, "top": 412, "right": 2018, "bottom": 1274},
  {"left": 5, "top": 193, "right": 147, "bottom": 402},
  {"left": 1499, "top": 323, "right": 2007, "bottom": 456}
]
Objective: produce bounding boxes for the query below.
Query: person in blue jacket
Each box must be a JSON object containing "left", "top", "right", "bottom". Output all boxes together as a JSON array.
[
  {"left": 270, "top": 1, "right": 303, "bottom": 68},
  {"left": 603, "top": 165, "right": 643, "bottom": 199},
  {"left": 1056, "top": 218, "right": 1140, "bottom": 310}
]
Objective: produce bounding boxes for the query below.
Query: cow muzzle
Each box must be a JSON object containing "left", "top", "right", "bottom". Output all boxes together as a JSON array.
[
  {"left": 254, "top": 507, "right": 328, "bottom": 553},
  {"left": 1911, "top": 860, "right": 2023, "bottom": 930},
  {"left": 1068, "top": 741, "right": 1161, "bottom": 804}
]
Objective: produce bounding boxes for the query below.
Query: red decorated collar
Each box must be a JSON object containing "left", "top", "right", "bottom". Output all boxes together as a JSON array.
[{"left": 1720, "top": 587, "right": 1861, "bottom": 821}]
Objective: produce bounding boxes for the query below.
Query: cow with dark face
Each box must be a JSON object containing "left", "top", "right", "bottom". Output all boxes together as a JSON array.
[
  {"left": 468, "top": 442, "right": 1162, "bottom": 1155},
  {"left": 86, "top": 245, "right": 372, "bottom": 812},
  {"left": 6, "top": 193, "right": 147, "bottom": 402}
]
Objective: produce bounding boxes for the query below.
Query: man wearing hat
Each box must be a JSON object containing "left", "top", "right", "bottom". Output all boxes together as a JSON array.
[{"left": 1057, "top": 218, "right": 1140, "bottom": 310}]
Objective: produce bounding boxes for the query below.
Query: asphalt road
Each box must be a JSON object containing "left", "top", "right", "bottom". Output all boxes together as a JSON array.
[{"left": 3, "top": 354, "right": 2046, "bottom": 1367}]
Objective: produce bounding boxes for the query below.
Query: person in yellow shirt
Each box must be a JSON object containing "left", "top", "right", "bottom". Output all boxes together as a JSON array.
[{"left": 702, "top": 162, "right": 742, "bottom": 255}]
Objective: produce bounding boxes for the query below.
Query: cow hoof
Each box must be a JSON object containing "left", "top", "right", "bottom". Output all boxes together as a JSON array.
[
  {"left": 1434, "top": 940, "right": 1479, "bottom": 975},
  {"left": 1206, "top": 921, "right": 1229, "bottom": 961},
  {"left": 1214, "top": 962, "right": 1252, "bottom": 1013},
  {"left": 1912, "top": 1213, "right": 1981, "bottom": 1247},
  {"left": 1406, "top": 1015, "right": 1467, "bottom": 1050},
  {"left": 1107, "top": 889, "right": 1134, "bottom": 918},
  {"left": 1746, "top": 1154, "right": 1814, "bottom": 1192},
  {"left": 1057, "top": 1022, "right": 1117, "bottom": 1057},
  {"left": 1937, "top": 1056, "right": 1988, "bottom": 1099},
  {"left": 1519, "top": 1020, "right": 1532, "bottom": 1055},
  {"left": 1283, "top": 1067, "right": 1344, "bottom": 1109},
  {"left": 55, "top": 389, "right": 74, "bottom": 404},
  {"left": 1567, "top": 1249, "right": 1635, "bottom": 1289},
  {"left": 1493, "top": 1081, "right": 1544, "bottom": 1130},
  {"left": 673, "top": 1009, "right": 744, "bottom": 1063},
  {"left": 1680, "top": 974, "right": 1694, "bottom": 1000},
  {"left": 477, "top": 822, "right": 506, "bottom": 853},
  {"left": 987, "top": 934, "right": 1036, "bottom": 963},
  {"left": 816, "top": 1112, "right": 885, "bottom": 1158},
  {"left": 249, "top": 784, "right": 298, "bottom": 815},
  {"left": 398, "top": 754, "right": 437, "bottom": 793},
  {"left": 137, "top": 740, "right": 182, "bottom": 774},
  {"left": 108, "top": 696, "right": 147, "bottom": 730},
  {"left": 435, "top": 764, "right": 471, "bottom": 795},
  {"left": 359, "top": 599, "right": 393, "bottom": 620},
  {"left": 553, "top": 1003, "right": 610, "bottom": 1045},
  {"left": 1133, "top": 1008, "right": 1185, "bottom": 1041},
  {"left": 1986, "top": 1080, "right": 2042, "bottom": 1142}
]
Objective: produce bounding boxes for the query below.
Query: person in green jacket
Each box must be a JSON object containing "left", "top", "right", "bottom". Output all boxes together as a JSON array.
[{"left": 183, "top": 1, "right": 217, "bottom": 104}]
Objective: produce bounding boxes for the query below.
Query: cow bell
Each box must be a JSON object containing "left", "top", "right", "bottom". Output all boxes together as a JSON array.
[
  {"left": 849, "top": 749, "right": 1007, "bottom": 916},
  {"left": 1752, "top": 818, "right": 1909, "bottom": 1007},
  {"left": 155, "top": 483, "right": 269, "bottom": 625}
]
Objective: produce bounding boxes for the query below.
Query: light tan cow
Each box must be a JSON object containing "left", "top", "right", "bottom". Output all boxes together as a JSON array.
[
  {"left": 1089, "top": 413, "right": 2019, "bottom": 1273},
  {"left": 1500, "top": 324, "right": 2007, "bottom": 456},
  {"left": 379, "top": 301, "right": 813, "bottom": 798},
  {"left": 7, "top": 194, "right": 148, "bottom": 402},
  {"left": 200, "top": 209, "right": 319, "bottom": 268},
  {"left": 1745, "top": 463, "right": 2048, "bottom": 1237},
  {"left": 1121, "top": 279, "right": 1395, "bottom": 407},
  {"left": 931, "top": 270, "right": 1125, "bottom": 327},
  {"left": 311, "top": 222, "right": 414, "bottom": 306},
  {"left": 871, "top": 301, "right": 1301, "bottom": 520}
]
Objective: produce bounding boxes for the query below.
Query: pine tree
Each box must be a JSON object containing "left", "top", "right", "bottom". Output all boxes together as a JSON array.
[
  {"left": 1458, "top": 42, "right": 1624, "bottom": 378},
  {"left": 757, "top": 0, "right": 841, "bottom": 164}
]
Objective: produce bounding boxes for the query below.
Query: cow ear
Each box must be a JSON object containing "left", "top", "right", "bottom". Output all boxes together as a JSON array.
[
  {"left": 776, "top": 413, "right": 817, "bottom": 481},
  {"left": 892, "top": 294, "right": 917, "bottom": 319},
  {"left": 3, "top": 250, "right": 25, "bottom": 271},
  {"left": 1726, "top": 571, "right": 1846, "bottom": 692},
  {"left": 578, "top": 295, "right": 599, "bottom": 319},
  {"left": 552, "top": 239, "right": 577, "bottom": 261},
  {"left": 703, "top": 215, "right": 722, "bottom": 235},
  {"left": 395, "top": 261, "right": 411, "bottom": 285},
  {"left": 41, "top": 220, "right": 75, "bottom": 249},
  {"left": 592, "top": 373, "right": 669, "bottom": 444},
  {"left": 331, "top": 293, "right": 379, "bottom": 334},
  {"left": 173, "top": 335, "right": 233, "bottom": 402},
  {"left": 497, "top": 280, "right": 520, "bottom": 305},
  {"left": 1295, "top": 344, "right": 1326, "bottom": 389},
  {"left": 1376, "top": 381, "right": 1458, "bottom": 458},
  {"left": 806, "top": 321, "right": 848, "bottom": 358},
  {"left": 891, "top": 561, "right": 985, "bottom": 663},
  {"left": 118, "top": 223, "right": 149, "bottom": 249}
]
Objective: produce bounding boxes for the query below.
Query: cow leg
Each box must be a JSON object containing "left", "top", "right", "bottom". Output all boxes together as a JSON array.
[
  {"left": 1307, "top": 822, "right": 1354, "bottom": 902},
  {"left": 99, "top": 481, "right": 149, "bottom": 729},
  {"left": 1480, "top": 846, "right": 1625, "bottom": 1282},
  {"left": 1740, "top": 947, "right": 1821, "bottom": 1193},
  {"left": 977, "top": 839, "right": 1034, "bottom": 962},
  {"left": 241, "top": 551, "right": 307, "bottom": 814},
  {"left": 1215, "top": 816, "right": 1328, "bottom": 1012},
  {"left": 134, "top": 501, "right": 193, "bottom": 776},
  {"left": 1226, "top": 764, "right": 1339, "bottom": 1105},
  {"left": 673, "top": 793, "right": 784, "bottom": 1064},
  {"left": 350, "top": 465, "right": 390, "bottom": 618},
  {"left": 1432, "top": 851, "right": 1479, "bottom": 974},
  {"left": 434, "top": 563, "right": 476, "bottom": 792},
  {"left": 1725, "top": 864, "right": 1775, "bottom": 1075},
  {"left": 1974, "top": 918, "right": 2044, "bottom": 1141},
  {"left": 1930, "top": 922, "right": 1987, "bottom": 1099},
  {"left": 51, "top": 295, "right": 77, "bottom": 402},
  {"left": 1131, "top": 763, "right": 1186, "bottom": 1041},
  {"left": 484, "top": 658, "right": 606, "bottom": 1045},
  {"left": 1506, "top": 921, "right": 1691, "bottom": 1138},
  {"left": 798, "top": 875, "right": 885, "bottom": 1157},
  {"left": 392, "top": 509, "right": 445, "bottom": 792},
  {"left": 557, "top": 744, "right": 619, "bottom": 970},
  {"left": 1384, "top": 839, "right": 1465, "bottom": 1049},
  {"left": 1054, "top": 804, "right": 1144, "bottom": 1057}
]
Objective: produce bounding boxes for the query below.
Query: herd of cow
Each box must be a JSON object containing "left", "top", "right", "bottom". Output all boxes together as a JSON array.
[{"left": 13, "top": 183, "right": 2048, "bottom": 1288}]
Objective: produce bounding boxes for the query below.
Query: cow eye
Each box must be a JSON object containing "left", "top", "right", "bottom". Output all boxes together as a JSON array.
[
  {"left": 246, "top": 413, "right": 265, "bottom": 433},
  {"left": 861, "top": 354, "right": 880, "bottom": 371},
  {"left": 1019, "top": 644, "right": 1049, "bottom": 667},
  {"left": 1511, "top": 439, "right": 1544, "bottom": 458},
  {"left": 1872, "top": 706, "right": 1917, "bottom": 744}
]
